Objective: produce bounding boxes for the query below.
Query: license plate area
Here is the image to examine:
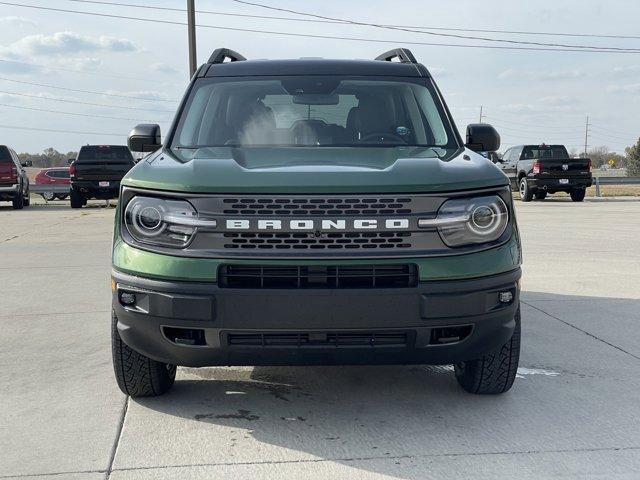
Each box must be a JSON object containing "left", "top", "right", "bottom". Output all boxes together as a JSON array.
[
  {"left": 559, "top": 179, "right": 569, "bottom": 184},
  {"left": 99, "top": 181, "right": 110, "bottom": 187}
]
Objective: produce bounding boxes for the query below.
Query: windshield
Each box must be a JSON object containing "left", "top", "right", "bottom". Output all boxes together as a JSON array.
[
  {"left": 522, "top": 145, "right": 569, "bottom": 160},
  {"left": 171, "top": 76, "right": 456, "bottom": 155},
  {"left": 77, "top": 145, "right": 133, "bottom": 162}
]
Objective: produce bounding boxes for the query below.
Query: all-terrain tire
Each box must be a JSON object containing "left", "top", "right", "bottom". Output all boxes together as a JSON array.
[
  {"left": 12, "top": 189, "right": 24, "bottom": 210},
  {"left": 454, "top": 307, "right": 521, "bottom": 394},
  {"left": 519, "top": 178, "right": 533, "bottom": 202},
  {"left": 70, "top": 189, "right": 84, "bottom": 209},
  {"left": 111, "top": 313, "right": 176, "bottom": 397},
  {"left": 570, "top": 189, "right": 585, "bottom": 202},
  {"left": 534, "top": 191, "right": 547, "bottom": 200}
]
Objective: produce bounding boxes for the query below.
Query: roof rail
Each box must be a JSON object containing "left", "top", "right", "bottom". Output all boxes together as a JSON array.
[
  {"left": 208, "top": 48, "right": 247, "bottom": 64},
  {"left": 375, "top": 48, "right": 417, "bottom": 64}
]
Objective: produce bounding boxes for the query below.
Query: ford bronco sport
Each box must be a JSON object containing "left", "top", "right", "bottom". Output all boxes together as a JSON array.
[{"left": 111, "top": 48, "right": 522, "bottom": 397}]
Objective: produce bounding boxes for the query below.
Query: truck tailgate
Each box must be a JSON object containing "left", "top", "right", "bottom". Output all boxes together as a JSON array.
[
  {"left": 74, "top": 161, "right": 133, "bottom": 181},
  {"left": 539, "top": 158, "right": 591, "bottom": 177}
]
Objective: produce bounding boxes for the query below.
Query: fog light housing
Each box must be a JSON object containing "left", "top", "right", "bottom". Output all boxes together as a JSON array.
[
  {"left": 498, "top": 291, "right": 513, "bottom": 304},
  {"left": 120, "top": 291, "right": 136, "bottom": 306}
]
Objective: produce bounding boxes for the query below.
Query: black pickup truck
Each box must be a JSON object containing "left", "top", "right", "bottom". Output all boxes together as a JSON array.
[
  {"left": 499, "top": 144, "right": 592, "bottom": 202},
  {"left": 69, "top": 145, "right": 135, "bottom": 208}
]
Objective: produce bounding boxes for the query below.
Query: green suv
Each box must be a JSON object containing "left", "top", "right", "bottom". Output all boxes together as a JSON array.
[{"left": 111, "top": 48, "right": 522, "bottom": 397}]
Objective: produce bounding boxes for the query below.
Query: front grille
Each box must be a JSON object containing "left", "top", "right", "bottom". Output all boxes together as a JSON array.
[
  {"left": 221, "top": 197, "right": 413, "bottom": 215},
  {"left": 223, "top": 232, "right": 412, "bottom": 250},
  {"left": 218, "top": 264, "right": 418, "bottom": 289},
  {"left": 227, "top": 331, "right": 411, "bottom": 348}
]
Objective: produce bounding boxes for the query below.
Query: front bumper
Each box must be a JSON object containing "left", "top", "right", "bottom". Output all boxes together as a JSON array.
[
  {"left": 112, "top": 267, "right": 521, "bottom": 367},
  {"left": 72, "top": 181, "right": 121, "bottom": 199},
  {"left": 528, "top": 176, "right": 592, "bottom": 191}
]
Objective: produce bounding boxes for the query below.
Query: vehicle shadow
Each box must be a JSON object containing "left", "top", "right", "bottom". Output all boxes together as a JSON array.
[{"left": 130, "top": 291, "right": 640, "bottom": 478}]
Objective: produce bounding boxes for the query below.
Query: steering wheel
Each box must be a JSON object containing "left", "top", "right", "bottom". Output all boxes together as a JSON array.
[{"left": 360, "top": 132, "right": 406, "bottom": 144}]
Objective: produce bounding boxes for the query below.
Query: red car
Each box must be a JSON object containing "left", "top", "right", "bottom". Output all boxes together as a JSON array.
[{"left": 35, "top": 167, "right": 70, "bottom": 201}]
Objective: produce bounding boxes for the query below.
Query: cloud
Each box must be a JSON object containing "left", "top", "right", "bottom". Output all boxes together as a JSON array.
[
  {"left": 606, "top": 83, "right": 640, "bottom": 94},
  {"left": 55, "top": 57, "right": 103, "bottom": 71},
  {"left": 612, "top": 65, "right": 640, "bottom": 77},
  {"left": 499, "top": 100, "right": 579, "bottom": 114},
  {"left": 429, "top": 67, "right": 448, "bottom": 78},
  {"left": 539, "top": 95, "right": 579, "bottom": 107},
  {"left": 151, "top": 62, "right": 179, "bottom": 75},
  {"left": 498, "top": 68, "right": 583, "bottom": 81},
  {"left": 104, "top": 90, "right": 170, "bottom": 101},
  {"left": 2, "top": 31, "right": 137, "bottom": 57},
  {"left": 0, "top": 16, "right": 38, "bottom": 27}
]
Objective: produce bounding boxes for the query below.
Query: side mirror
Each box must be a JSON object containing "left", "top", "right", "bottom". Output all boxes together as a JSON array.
[
  {"left": 67, "top": 158, "right": 75, "bottom": 165},
  {"left": 128, "top": 124, "right": 161, "bottom": 153},
  {"left": 21, "top": 160, "right": 32, "bottom": 167},
  {"left": 489, "top": 152, "right": 502, "bottom": 163},
  {"left": 465, "top": 124, "right": 500, "bottom": 153}
]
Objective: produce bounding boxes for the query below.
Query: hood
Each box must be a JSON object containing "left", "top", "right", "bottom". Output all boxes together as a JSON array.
[{"left": 122, "top": 146, "right": 508, "bottom": 194}]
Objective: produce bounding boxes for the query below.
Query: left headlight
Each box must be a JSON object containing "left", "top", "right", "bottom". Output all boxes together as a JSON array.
[
  {"left": 124, "top": 196, "right": 216, "bottom": 248},
  {"left": 419, "top": 195, "right": 509, "bottom": 247}
]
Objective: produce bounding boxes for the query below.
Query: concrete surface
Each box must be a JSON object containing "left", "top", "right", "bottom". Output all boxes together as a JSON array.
[{"left": 1, "top": 197, "right": 639, "bottom": 479}]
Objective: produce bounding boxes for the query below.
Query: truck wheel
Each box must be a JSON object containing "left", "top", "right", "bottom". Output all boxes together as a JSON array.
[
  {"left": 534, "top": 191, "right": 547, "bottom": 200},
  {"left": 454, "top": 307, "right": 521, "bottom": 395},
  {"left": 519, "top": 178, "right": 533, "bottom": 202},
  {"left": 23, "top": 187, "right": 30, "bottom": 206},
  {"left": 570, "top": 189, "right": 585, "bottom": 202},
  {"left": 42, "top": 191, "right": 55, "bottom": 201},
  {"left": 56, "top": 194, "right": 68, "bottom": 200},
  {"left": 111, "top": 313, "right": 176, "bottom": 397},
  {"left": 12, "top": 190, "right": 24, "bottom": 209},
  {"left": 70, "top": 189, "right": 84, "bottom": 209}
]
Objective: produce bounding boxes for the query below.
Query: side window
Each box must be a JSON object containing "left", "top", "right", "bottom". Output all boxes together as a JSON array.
[{"left": 503, "top": 149, "right": 512, "bottom": 164}]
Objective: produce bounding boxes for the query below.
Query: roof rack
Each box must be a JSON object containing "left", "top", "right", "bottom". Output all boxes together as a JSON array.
[
  {"left": 375, "top": 48, "right": 417, "bottom": 64},
  {"left": 208, "top": 48, "right": 246, "bottom": 64}
]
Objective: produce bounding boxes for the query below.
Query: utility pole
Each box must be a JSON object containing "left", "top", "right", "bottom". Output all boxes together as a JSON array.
[
  {"left": 479, "top": 106, "right": 484, "bottom": 123},
  {"left": 187, "top": 0, "right": 197, "bottom": 78},
  {"left": 583, "top": 115, "right": 590, "bottom": 157}
]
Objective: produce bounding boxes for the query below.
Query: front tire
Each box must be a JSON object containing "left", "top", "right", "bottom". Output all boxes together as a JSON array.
[
  {"left": 570, "top": 189, "right": 585, "bottom": 202},
  {"left": 12, "top": 190, "right": 24, "bottom": 210},
  {"left": 111, "top": 313, "right": 176, "bottom": 397},
  {"left": 454, "top": 307, "right": 521, "bottom": 395},
  {"left": 70, "top": 189, "right": 84, "bottom": 209},
  {"left": 519, "top": 178, "right": 533, "bottom": 202},
  {"left": 534, "top": 191, "right": 547, "bottom": 200}
]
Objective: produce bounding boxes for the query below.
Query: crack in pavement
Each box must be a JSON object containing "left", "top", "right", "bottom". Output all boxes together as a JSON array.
[
  {"left": 522, "top": 300, "right": 640, "bottom": 361},
  {"left": 104, "top": 396, "right": 129, "bottom": 480},
  {"left": 5, "top": 445, "right": 638, "bottom": 478}
]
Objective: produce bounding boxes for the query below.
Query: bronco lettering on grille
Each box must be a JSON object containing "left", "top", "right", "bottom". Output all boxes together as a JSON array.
[{"left": 225, "top": 219, "right": 410, "bottom": 231}]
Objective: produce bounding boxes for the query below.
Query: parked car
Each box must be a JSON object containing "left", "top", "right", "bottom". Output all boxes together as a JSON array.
[
  {"left": 34, "top": 167, "right": 70, "bottom": 201},
  {"left": 0, "top": 145, "right": 31, "bottom": 209},
  {"left": 111, "top": 47, "right": 522, "bottom": 397},
  {"left": 499, "top": 144, "right": 592, "bottom": 202},
  {"left": 69, "top": 145, "right": 135, "bottom": 208}
]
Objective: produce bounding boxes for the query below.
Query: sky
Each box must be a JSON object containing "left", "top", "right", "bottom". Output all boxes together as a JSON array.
[{"left": 0, "top": 0, "right": 639, "bottom": 154}]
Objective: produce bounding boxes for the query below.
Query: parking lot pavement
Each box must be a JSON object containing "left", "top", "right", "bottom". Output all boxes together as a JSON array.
[{"left": 1, "top": 198, "right": 639, "bottom": 480}]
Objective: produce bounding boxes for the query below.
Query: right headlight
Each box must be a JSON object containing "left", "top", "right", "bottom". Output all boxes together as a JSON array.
[
  {"left": 419, "top": 195, "right": 509, "bottom": 247},
  {"left": 124, "top": 196, "right": 217, "bottom": 248}
]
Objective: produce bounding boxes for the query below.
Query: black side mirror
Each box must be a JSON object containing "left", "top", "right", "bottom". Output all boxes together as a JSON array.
[
  {"left": 489, "top": 152, "right": 502, "bottom": 163},
  {"left": 67, "top": 158, "right": 75, "bottom": 165},
  {"left": 465, "top": 124, "right": 500, "bottom": 153},
  {"left": 21, "top": 160, "right": 32, "bottom": 167},
  {"left": 128, "top": 124, "right": 162, "bottom": 153}
]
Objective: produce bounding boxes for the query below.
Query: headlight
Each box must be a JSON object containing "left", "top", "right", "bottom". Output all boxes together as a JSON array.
[
  {"left": 124, "top": 196, "right": 216, "bottom": 248},
  {"left": 419, "top": 195, "right": 508, "bottom": 247}
]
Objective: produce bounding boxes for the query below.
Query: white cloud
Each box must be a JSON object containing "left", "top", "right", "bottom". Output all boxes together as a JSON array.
[
  {"left": 607, "top": 83, "right": 640, "bottom": 94},
  {"left": 104, "top": 90, "right": 170, "bottom": 101},
  {"left": 498, "top": 68, "right": 583, "bottom": 81},
  {"left": 151, "top": 62, "right": 179, "bottom": 75},
  {"left": 0, "top": 16, "right": 38, "bottom": 27},
  {"left": 55, "top": 57, "right": 104, "bottom": 71},
  {"left": 612, "top": 65, "right": 640, "bottom": 77},
  {"left": 1, "top": 31, "right": 137, "bottom": 57}
]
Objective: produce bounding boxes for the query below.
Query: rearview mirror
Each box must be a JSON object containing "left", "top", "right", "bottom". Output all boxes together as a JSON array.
[
  {"left": 465, "top": 124, "right": 500, "bottom": 153},
  {"left": 128, "top": 124, "right": 161, "bottom": 153}
]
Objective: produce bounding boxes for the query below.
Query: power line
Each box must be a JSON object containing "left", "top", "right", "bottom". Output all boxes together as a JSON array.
[
  {"left": 0, "top": 90, "right": 175, "bottom": 113},
  {"left": 229, "top": 0, "right": 640, "bottom": 52},
  {"left": 0, "top": 123, "right": 124, "bottom": 136},
  {"left": 2, "top": 1, "right": 640, "bottom": 54},
  {"left": 61, "top": 0, "right": 640, "bottom": 40},
  {"left": 0, "top": 76, "right": 178, "bottom": 102},
  {"left": 0, "top": 102, "right": 157, "bottom": 122}
]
